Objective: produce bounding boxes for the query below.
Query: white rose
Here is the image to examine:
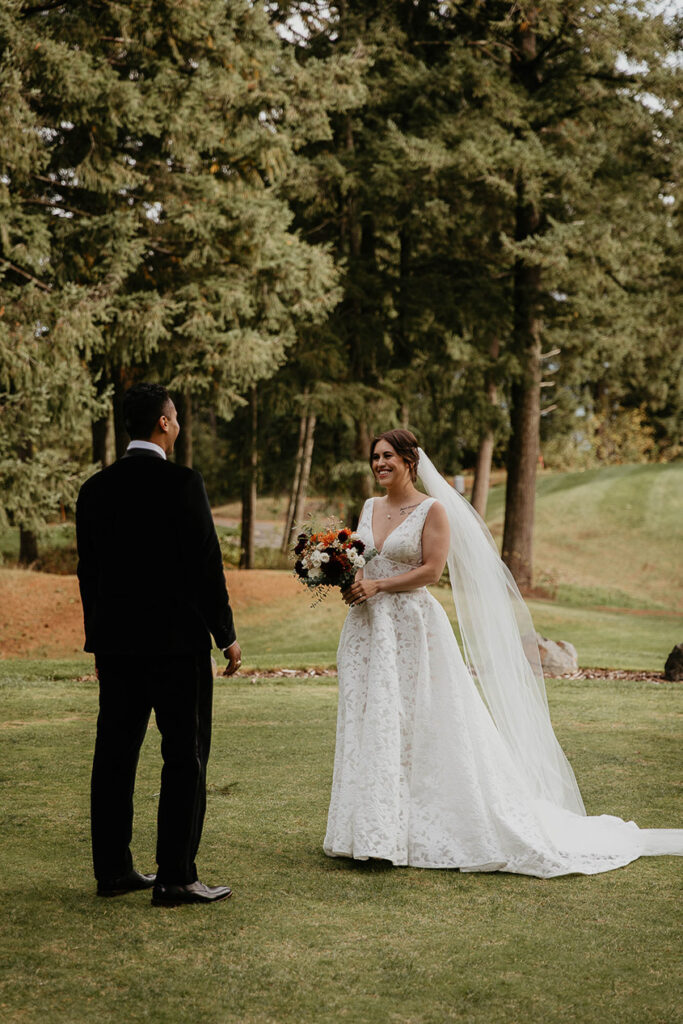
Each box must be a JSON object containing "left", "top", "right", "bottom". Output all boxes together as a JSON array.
[
  {"left": 320, "top": 552, "right": 330, "bottom": 563},
  {"left": 308, "top": 566, "right": 323, "bottom": 580}
]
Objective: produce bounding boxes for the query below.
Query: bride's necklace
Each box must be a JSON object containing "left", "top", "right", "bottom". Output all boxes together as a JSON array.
[{"left": 386, "top": 501, "right": 420, "bottom": 520}]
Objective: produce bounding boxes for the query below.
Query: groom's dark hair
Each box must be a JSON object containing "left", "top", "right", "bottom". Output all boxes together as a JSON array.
[{"left": 123, "top": 382, "right": 172, "bottom": 440}]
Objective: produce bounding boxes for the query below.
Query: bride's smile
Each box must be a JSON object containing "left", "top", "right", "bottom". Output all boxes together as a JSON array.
[{"left": 371, "top": 442, "right": 414, "bottom": 495}]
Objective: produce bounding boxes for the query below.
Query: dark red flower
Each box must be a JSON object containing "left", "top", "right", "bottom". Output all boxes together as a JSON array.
[{"left": 325, "top": 559, "right": 344, "bottom": 583}]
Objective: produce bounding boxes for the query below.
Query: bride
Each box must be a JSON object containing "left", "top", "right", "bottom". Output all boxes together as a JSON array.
[{"left": 323, "top": 429, "right": 682, "bottom": 876}]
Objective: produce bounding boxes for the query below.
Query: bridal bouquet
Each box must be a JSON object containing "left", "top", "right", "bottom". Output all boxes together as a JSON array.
[{"left": 293, "top": 523, "right": 375, "bottom": 602}]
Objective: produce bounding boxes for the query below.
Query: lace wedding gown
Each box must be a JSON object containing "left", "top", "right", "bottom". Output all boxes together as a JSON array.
[{"left": 324, "top": 497, "right": 683, "bottom": 877}]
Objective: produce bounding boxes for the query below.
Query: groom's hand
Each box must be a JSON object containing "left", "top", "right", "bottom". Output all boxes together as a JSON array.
[{"left": 223, "top": 641, "right": 242, "bottom": 677}]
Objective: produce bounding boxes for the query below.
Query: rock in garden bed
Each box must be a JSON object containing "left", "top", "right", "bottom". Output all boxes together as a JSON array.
[{"left": 536, "top": 633, "right": 579, "bottom": 675}]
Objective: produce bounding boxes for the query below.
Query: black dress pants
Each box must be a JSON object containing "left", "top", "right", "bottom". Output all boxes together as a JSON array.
[{"left": 91, "top": 652, "right": 213, "bottom": 885}]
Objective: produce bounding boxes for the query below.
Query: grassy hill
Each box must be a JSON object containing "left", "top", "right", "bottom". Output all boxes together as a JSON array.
[{"left": 485, "top": 462, "right": 683, "bottom": 612}]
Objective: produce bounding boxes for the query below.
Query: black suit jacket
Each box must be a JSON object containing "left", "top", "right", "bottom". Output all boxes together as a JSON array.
[{"left": 76, "top": 450, "right": 236, "bottom": 655}]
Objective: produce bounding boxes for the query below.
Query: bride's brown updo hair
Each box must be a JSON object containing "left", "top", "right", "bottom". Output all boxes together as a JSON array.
[{"left": 369, "top": 429, "right": 420, "bottom": 483}]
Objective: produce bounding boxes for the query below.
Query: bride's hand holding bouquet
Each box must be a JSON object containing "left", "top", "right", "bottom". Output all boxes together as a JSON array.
[{"left": 341, "top": 576, "right": 380, "bottom": 606}]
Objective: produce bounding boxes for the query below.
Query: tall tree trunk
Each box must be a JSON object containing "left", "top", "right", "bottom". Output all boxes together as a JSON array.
[
  {"left": 472, "top": 432, "right": 495, "bottom": 519},
  {"left": 112, "top": 367, "right": 129, "bottom": 459},
  {"left": 90, "top": 358, "right": 111, "bottom": 467},
  {"left": 471, "top": 337, "right": 500, "bottom": 518},
  {"left": 239, "top": 387, "right": 258, "bottom": 570},
  {"left": 17, "top": 439, "right": 38, "bottom": 565},
  {"left": 19, "top": 525, "right": 38, "bottom": 565},
  {"left": 341, "top": 109, "right": 376, "bottom": 530},
  {"left": 175, "top": 389, "right": 193, "bottom": 468},
  {"left": 398, "top": 225, "right": 411, "bottom": 361},
  {"left": 501, "top": 189, "right": 542, "bottom": 591},
  {"left": 91, "top": 416, "right": 109, "bottom": 467},
  {"left": 346, "top": 419, "right": 373, "bottom": 529},
  {"left": 355, "top": 419, "right": 373, "bottom": 503},
  {"left": 289, "top": 413, "right": 316, "bottom": 548},
  {"left": 502, "top": 14, "right": 544, "bottom": 591},
  {"left": 281, "top": 407, "right": 307, "bottom": 553}
]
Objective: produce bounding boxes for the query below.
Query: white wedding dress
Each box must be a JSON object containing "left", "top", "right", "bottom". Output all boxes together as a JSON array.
[{"left": 324, "top": 496, "right": 683, "bottom": 877}]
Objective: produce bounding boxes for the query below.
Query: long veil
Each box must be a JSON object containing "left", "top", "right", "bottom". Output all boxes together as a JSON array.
[{"left": 417, "top": 448, "right": 586, "bottom": 816}]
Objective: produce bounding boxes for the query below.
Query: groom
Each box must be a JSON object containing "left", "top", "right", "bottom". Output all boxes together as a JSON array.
[{"left": 76, "top": 382, "right": 241, "bottom": 906}]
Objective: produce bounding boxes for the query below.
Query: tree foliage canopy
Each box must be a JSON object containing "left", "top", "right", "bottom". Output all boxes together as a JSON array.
[{"left": 1, "top": 1, "right": 680, "bottom": 573}]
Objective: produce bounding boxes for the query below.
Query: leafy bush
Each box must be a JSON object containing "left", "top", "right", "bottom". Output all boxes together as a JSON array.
[
  {"left": 217, "top": 528, "right": 291, "bottom": 570},
  {"left": 544, "top": 404, "right": 659, "bottom": 471}
]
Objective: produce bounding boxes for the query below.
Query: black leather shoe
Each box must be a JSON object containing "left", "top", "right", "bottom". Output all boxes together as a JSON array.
[
  {"left": 151, "top": 880, "right": 232, "bottom": 906},
  {"left": 97, "top": 869, "right": 156, "bottom": 897}
]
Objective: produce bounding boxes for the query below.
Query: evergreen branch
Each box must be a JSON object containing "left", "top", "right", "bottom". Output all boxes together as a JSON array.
[
  {"left": 599, "top": 261, "right": 659, "bottom": 297},
  {"left": 604, "top": 269, "right": 629, "bottom": 292},
  {"left": 20, "top": 0, "right": 72, "bottom": 18},
  {"left": 529, "top": 10, "right": 574, "bottom": 66},
  {"left": 30, "top": 175, "right": 134, "bottom": 211},
  {"left": 579, "top": 71, "right": 638, "bottom": 85},
  {"left": 25, "top": 196, "right": 90, "bottom": 217},
  {"left": 469, "top": 38, "right": 517, "bottom": 55},
  {"left": 466, "top": 40, "right": 510, "bottom": 67},
  {"left": 301, "top": 217, "right": 339, "bottom": 238},
  {"left": 32, "top": 173, "right": 87, "bottom": 193},
  {"left": 0, "top": 259, "right": 50, "bottom": 291},
  {"left": 531, "top": 105, "right": 584, "bottom": 130}
]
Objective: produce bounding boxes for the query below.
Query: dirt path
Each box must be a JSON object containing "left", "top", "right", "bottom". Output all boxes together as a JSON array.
[
  {"left": 0, "top": 568, "right": 299, "bottom": 659},
  {"left": 213, "top": 516, "right": 283, "bottom": 548}
]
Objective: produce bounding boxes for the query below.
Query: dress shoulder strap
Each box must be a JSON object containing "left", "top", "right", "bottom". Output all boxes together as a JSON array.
[
  {"left": 405, "top": 496, "right": 436, "bottom": 538},
  {"left": 357, "top": 497, "right": 373, "bottom": 530},
  {"left": 417, "top": 496, "right": 436, "bottom": 519}
]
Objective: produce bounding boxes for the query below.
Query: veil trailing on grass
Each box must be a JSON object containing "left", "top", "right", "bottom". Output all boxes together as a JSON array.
[{"left": 416, "top": 448, "right": 587, "bottom": 816}]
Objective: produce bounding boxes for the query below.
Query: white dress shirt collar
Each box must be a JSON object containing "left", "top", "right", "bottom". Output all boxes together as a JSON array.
[{"left": 126, "top": 440, "right": 167, "bottom": 460}]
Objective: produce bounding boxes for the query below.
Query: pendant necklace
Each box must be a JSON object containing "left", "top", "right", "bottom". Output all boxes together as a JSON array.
[{"left": 387, "top": 501, "right": 420, "bottom": 520}]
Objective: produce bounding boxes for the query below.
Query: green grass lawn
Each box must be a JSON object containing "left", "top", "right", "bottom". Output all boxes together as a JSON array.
[
  {"left": 232, "top": 585, "right": 680, "bottom": 672},
  {"left": 1, "top": 662, "right": 681, "bottom": 1024}
]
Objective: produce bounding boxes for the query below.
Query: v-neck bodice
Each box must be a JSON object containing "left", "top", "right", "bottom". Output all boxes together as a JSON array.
[{"left": 356, "top": 496, "right": 435, "bottom": 577}]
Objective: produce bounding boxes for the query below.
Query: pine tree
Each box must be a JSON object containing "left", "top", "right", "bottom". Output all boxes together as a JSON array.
[
  {"left": 0, "top": 3, "right": 111, "bottom": 559},
  {"left": 279, "top": 2, "right": 680, "bottom": 586},
  {"left": 275, "top": 1, "right": 515, "bottom": 505},
  {"left": 1, "top": 0, "right": 341, "bottom": 546},
  {"left": 474, "top": 1, "right": 682, "bottom": 587}
]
